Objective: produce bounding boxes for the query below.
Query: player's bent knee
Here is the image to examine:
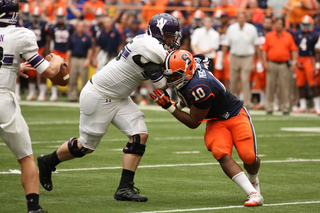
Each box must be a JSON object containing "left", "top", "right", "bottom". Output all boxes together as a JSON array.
[
  {"left": 68, "top": 137, "right": 90, "bottom": 158},
  {"left": 211, "top": 148, "right": 227, "bottom": 161},
  {"left": 123, "top": 134, "right": 146, "bottom": 156},
  {"left": 241, "top": 152, "right": 256, "bottom": 165}
]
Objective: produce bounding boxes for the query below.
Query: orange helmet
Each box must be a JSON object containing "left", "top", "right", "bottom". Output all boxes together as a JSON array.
[
  {"left": 21, "top": 3, "right": 30, "bottom": 14},
  {"left": 55, "top": 7, "right": 66, "bottom": 17},
  {"left": 171, "top": 10, "right": 183, "bottom": 19},
  {"left": 300, "top": 15, "right": 314, "bottom": 32},
  {"left": 31, "top": 6, "right": 42, "bottom": 17},
  {"left": 193, "top": 9, "right": 205, "bottom": 20},
  {"left": 164, "top": 50, "right": 196, "bottom": 90},
  {"left": 95, "top": 7, "right": 106, "bottom": 17}
]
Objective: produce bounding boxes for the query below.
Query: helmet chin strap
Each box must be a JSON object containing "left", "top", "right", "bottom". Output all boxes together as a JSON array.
[{"left": 0, "top": 13, "right": 5, "bottom": 18}]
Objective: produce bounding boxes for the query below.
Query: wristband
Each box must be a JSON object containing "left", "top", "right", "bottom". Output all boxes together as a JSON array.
[
  {"left": 166, "top": 104, "right": 176, "bottom": 113},
  {"left": 316, "top": 62, "right": 320, "bottom": 70},
  {"left": 175, "top": 102, "right": 184, "bottom": 110}
]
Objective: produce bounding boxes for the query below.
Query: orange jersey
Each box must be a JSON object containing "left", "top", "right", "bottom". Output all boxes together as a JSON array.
[
  {"left": 287, "top": 0, "right": 310, "bottom": 25},
  {"left": 204, "top": 107, "right": 258, "bottom": 165},
  {"left": 82, "top": 0, "right": 105, "bottom": 21},
  {"left": 47, "top": 0, "right": 66, "bottom": 21},
  {"left": 262, "top": 30, "right": 297, "bottom": 62},
  {"left": 141, "top": 3, "right": 165, "bottom": 24},
  {"left": 214, "top": 5, "right": 238, "bottom": 18}
]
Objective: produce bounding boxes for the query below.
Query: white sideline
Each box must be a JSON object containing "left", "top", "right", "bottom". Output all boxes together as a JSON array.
[
  {"left": 1, "top": 158, "right": 319, "bottom": 174},
  {"left": 132, "top": 201, "right": 320, "bottom": 213}
]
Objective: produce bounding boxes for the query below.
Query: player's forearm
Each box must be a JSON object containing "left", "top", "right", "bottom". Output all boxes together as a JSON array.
[{"left": 171, "top": 110, "right": 201, "bottom": 129}]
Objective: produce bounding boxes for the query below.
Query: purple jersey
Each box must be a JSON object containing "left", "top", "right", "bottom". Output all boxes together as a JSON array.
[
  {"left": 294, "top": 30, "right": 319, "bottom": 56},
  {"left": 48, "top": 23, "right": 74, "bottom": 52},
  {"left": 176, "top": 56, "right": 243, "bottom": 120}
]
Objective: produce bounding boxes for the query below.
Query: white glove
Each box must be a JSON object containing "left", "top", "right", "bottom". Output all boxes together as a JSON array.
[{"left": 256, "top": 61, "right": 263, "bottom": 73}]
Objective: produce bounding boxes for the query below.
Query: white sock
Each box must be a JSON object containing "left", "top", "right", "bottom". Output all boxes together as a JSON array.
[
  {"left": 299, "top": 98, "right": 307, "bottom": 109},
  {"left": 39, "top": 83, "right": 47, "bottom": 96},
  {"left": 28, "top": 83, "right": 36, "bottom": 96},
  {"left": 247, "top": 172, "right": 258, "bottom": 183},
  {"left": 313, "top": 97, "right": 320, "bottom": 111},
  {"left": 232, "top": 171, "right": 257, "bottom": 196},
  {"left": 140, "top": 88, "right": 148, "bottom": 97},
  {"left": 51, "top": 85, "right": 58, "bottom": 97},
  {"left": 259, "top": 91, "right": 265, "bottom": 105},
  {"left": 15, "top": 83, "right": 20, "bottom": 96}
]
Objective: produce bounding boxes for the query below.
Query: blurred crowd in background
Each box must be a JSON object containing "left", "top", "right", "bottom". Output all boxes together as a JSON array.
[{"left": 15, "top": 0, "right": 320, "bottom": 115}]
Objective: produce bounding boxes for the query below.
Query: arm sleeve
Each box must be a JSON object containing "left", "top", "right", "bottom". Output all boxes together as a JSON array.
[
  {"left": 150, "top": 71, "right": 167, "bottom": 89},
  {"left": 20, "top": 30, "right": 49, "bottom": 74},
  {"left": 23, "top": 51, "right": 49, "bottom": 74}
]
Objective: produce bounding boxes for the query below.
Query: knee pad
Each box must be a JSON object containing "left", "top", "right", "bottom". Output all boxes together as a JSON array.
[
  {"left": 68, "top": 137, "right": 88, "bottom": 158},
  {"left": 241, "top": 151, "right": 256, "bottom": 165},
  {"left": 211, "top": 147, "right": 227, "bottom": 161},
  {"left": 123, "top": 134, "right": 146, "bottom": 156}
]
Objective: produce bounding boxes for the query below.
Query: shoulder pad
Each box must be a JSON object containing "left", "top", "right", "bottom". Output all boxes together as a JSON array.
[{"left": 140, "top": 36, "right": 167, "bottom": 64}]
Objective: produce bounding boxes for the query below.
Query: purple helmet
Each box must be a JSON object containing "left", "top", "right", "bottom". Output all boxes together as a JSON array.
[
  {"left": 0, "top": 0, "right": 19, "bottom": 24},
  {"left": 147, "top": 13, "right": 181, "bottom": 50}
]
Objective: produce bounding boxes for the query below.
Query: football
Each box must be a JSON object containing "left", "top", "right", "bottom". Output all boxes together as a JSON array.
[{"left": 45, "top": 54, "right": 69, "bottom": 86}]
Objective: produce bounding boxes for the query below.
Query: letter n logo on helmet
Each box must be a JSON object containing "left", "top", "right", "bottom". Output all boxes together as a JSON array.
[{"left": 156, "top": 18, "right": 168, "bottom": 35}]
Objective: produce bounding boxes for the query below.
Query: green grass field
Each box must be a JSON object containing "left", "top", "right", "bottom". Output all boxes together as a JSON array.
[{"left": 1, "top": 102, "right": 320, "bottom": 213}]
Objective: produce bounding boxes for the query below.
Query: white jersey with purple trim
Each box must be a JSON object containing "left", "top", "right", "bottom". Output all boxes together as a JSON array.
[
  {"left": 92, "top": 34, "right": 167, "bottom": 99},
  {"left": 0, "top": 25, "right": 49, "bottom": 92}
]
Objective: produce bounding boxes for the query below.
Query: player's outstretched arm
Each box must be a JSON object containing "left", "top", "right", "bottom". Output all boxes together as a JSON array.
[
  {"left": 150, "top": 89, "right": 209, "bottom": 129},
  {"left": 41, "top": 53, "right": 65, "bottom": 78}
]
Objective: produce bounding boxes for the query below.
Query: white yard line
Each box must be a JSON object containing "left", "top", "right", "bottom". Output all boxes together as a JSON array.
[
  {"left": 132, "top": 201, "right": 320, "bottom": 213},
  {"left": 1, "top": 133, "right": 320, "bottom": 146},
  {"left": 1, "top": 159, "right": 319, "bottom": 174}
]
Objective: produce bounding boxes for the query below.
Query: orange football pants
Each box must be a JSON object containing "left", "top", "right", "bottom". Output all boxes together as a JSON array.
[
  {"left": 204, "top": 107, "right": 258, "bottom": 165},
  {"left": 295, "top": 56, "right": 317, "bottom": 87}
]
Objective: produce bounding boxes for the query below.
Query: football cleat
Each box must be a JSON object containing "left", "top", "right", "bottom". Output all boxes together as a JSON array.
[
  {"left": 244, "top": 192, "right": 264, "bottom": 207},
  {"left": 37, "top": 155, "right": 55, "bottom": 191},
  {"left": 26, "top": 94, "right": 36, "bottom": 101},
  {"left": 293, "top": 108, "right": 307, "bottom": 113},
  {"left": 28, "top": 206, "right": 48, "bottom": 213},
  {"left": 114, "top": 182, "right": 148, "bottom": 202},
  {"left": 50, "top": 95, "right": 57, "bottom": 102},
  {"left": 139, "top": 98, "right": 148, "bottom": 106},
  {"left": 253, "top": 104, "right": 264, "bottom": 110},
  {"left": 37, "top": 94, "right": 46, "bottom": 101}
]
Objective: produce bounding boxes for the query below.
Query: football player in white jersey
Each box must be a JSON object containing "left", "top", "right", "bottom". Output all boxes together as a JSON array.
[
  {"left": 0, "top": 1, "right": 65, "bottom": 212},
  {"left": 37, "top": 13, "right": 181, "bottom": 202}
]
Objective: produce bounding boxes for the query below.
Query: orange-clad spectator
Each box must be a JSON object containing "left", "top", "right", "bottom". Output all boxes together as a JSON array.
[
  {"left": 141, "top": 0, "right": 165, "bottom": 27},
  {"left": 47, "top": 0, "right": 66, "bottom": 21},
  {"left": 215, "top": 0, "right": 238, "bottom": 18},
  {"left": 283, "top": 0, "right": 318, "bottom": 30},
  {"left": 82, "top": 0, "right": 105, "bottom": 21},
  {"left": 231, "top": 0, "right": 249, "bottom": 9},
  {"left": 247, "top": 0, "right": 264, "bottom": 24},
  {"left": 262, "top": 18, "right": 298, "bottom": 115}
]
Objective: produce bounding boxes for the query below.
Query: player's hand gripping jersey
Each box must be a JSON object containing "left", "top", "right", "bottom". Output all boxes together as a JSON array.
[{"left": 91, "top": 34, "right": 167, "bottom": 99}]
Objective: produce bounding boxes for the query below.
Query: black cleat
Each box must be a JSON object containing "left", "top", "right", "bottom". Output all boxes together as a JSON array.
[
  {"left": 114, "top": 182, "right": 148, "bottom": 202},
  {"left": 37, "top": 155, "right": 55, "bottom": 191},
  {"left": 28, "top": 206, "right": 48, "bottom": 213}
]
